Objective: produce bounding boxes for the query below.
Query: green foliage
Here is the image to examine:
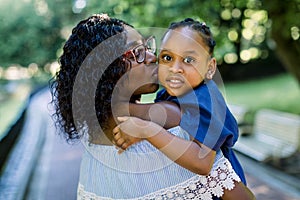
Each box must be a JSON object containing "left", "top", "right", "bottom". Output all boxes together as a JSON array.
[
  {"left": 85, "top": 0, "right": 271, "bottom": 63},
  {"left": 0, "top": 0, "right": 299, "bottom": 82},
  {"left": 0, "top": 0, "right": 72, "bottom": 68}
]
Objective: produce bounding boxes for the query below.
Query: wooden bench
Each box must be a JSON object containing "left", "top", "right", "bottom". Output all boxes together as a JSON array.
[{"left": 233, "top": 109, "right": 300, "bottom": 162}]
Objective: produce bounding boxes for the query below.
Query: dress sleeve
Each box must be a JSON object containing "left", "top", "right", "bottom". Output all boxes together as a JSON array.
[
  {"left": 155, "top": 82, "right": 239, "bottom": 151},
  {"left": 155, "top": 84, "right": 245, "bottom": 184},
  {"left": 178, "top": 81, "right": 239, "bottom": 151},
  {"left": 155, "top": 89, "right": 178, "bottom": 104},
  {"left": 136, "top": 151, "right": 241, "bottom": 200}
]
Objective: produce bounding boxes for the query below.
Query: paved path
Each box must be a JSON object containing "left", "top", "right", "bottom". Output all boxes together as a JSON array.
[
  {"left": 238, "top": 153, "right": 300, "bottom": 200},
  {"left": 25, "top": 89, "right": 300, "bottom": 200}
]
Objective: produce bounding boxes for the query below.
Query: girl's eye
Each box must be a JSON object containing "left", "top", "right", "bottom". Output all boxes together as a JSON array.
[
  {"left": 161, "top": 55, "right": 172, "bottom": 62},
  {"left": 183, "top": 57, "right": 195, "bottom": 64}
]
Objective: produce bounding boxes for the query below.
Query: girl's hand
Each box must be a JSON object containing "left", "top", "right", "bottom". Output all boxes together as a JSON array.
[
  {"left": 112, "top": 127, "right": 141, "bottom": 154},
  {"left": 112, "top": 116, "right": 163, "bottom": 153},
  {"left": 112, "top": 116, "right": 145, "bottom": 153}
]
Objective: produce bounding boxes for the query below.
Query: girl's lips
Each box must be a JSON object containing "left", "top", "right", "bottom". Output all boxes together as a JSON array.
[{"left": 166, "top": 76, "right": 184, "bottom": 88}]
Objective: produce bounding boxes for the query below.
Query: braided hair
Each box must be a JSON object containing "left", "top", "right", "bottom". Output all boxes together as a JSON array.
[
  {"left": 167, "top": 18, "right": 216, "bottom": 55},
  {"left": 50, "top": 14, "right": 132, "bottom": 142}
]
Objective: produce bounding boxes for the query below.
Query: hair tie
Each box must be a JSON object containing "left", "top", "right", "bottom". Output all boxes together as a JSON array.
[{"left": 94, "top": 13, "right": 110, "bottom": 21}]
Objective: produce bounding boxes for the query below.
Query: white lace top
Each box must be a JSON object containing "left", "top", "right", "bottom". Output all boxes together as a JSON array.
[{"left": 77, "top": 126, "right": 240, "bottom": 200}]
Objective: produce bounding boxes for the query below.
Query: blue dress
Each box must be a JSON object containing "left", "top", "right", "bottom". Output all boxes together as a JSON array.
[
  {"left": 77, "top": 126, "right": 240, "bottom": 199},
  {"left": 155, "top": 80, "right": 246, "bottom": 184}
]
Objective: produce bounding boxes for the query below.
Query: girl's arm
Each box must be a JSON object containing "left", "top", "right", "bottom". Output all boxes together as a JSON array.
[
  {"left": 222, "top": 181, "right": 256, "bottom": 200},
  {"left": 114, "top": 87, "right": 180, "bottom": 129},
  {"left": 129, "top": 101, "right": 181, "bottom": 129},
  {"left": 112, "top": 100, "right": 181, "bottom": 147},
  {"left": 113, "top": 119, "right": 256, "bottom": 199},
  {"left": 113, "top": 116, "right": 215, "bottom": 175}
]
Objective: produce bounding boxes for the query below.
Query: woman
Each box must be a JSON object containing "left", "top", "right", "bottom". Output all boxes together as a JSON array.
[{"left": 51, "top": 14, "right": 254, "bottom": 199}]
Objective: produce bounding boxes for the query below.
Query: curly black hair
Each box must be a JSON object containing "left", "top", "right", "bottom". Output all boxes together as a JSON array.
[
  {"left": 166, "top": 18, "right": 216, "bottom": 55},
  {"left": 50, "top": 14, "right": 132, "bottom": 143}
]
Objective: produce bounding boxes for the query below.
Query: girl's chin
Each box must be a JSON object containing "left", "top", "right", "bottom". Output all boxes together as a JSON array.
[{"left": 166, "top": 89, "right": 183, "bottom": 97}]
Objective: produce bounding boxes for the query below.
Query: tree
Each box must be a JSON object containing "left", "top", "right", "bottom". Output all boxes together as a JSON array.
[
  {"left": 0, "top": 0, "right": 73, "bottom": 68},
  {"left": 0, "top": 0, "right": 299, "bottom": 82},
  {"left": 86, "top": 0, "right": 299, "bottom": 82}
]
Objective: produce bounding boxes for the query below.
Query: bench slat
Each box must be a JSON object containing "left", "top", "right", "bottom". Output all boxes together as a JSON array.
[{"left": 234, "top": 109, "right": 300, "bottom": 162}]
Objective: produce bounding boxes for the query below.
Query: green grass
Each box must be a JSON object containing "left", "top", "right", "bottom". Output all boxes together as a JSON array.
[
  {"left": 0, "top": 74, "right": 51, "bottom": 140},
  {"left": 0, "top": 81, "right": 32, "bottom": 140},
  {"left": 223, "top": 73, "right": 300, "bottom": 114}
]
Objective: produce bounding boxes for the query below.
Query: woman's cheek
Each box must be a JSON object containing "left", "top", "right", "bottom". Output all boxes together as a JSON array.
[{"left": 158, "top": 65, "right": 167, "bottom": 82}]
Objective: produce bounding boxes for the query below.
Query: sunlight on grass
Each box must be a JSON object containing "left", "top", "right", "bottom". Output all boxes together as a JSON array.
[
  {"left": 141, "top": 91, "right": 157, "bottom": 103},
  {"left": 223, "top": 73, "right": 300, "bottom": 115}
]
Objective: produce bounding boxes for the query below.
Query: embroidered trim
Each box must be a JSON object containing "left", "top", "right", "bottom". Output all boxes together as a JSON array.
[{"left": 77, "top": 157, "right": 240, "bottom": 200}]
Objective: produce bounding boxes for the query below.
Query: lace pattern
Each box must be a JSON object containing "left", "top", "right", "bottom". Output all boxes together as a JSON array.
[{"left": 77, "top": 157, "right": 240, "bottom": 200}]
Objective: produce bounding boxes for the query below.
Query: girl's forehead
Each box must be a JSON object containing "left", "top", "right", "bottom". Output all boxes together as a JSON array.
[{"left": 161, "top": 27, "right": 210, "bottom": 56}]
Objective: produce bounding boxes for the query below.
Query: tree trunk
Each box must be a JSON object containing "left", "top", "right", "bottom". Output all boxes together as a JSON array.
[
  {"left": 264, "top": 1, "right": 300, "bottom": 84},
  {"left": 271, "top": 31, "right": 300, "bottom": 84}
]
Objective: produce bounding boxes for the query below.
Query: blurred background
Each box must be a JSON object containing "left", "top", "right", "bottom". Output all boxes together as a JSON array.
[{"left": 0, "top": 0, "right": 299, "bottom": 200}]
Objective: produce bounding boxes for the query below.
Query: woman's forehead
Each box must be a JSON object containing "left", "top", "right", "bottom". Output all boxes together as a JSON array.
[{"left": 125, "top": 26, "right": 143, "bottom": 47}]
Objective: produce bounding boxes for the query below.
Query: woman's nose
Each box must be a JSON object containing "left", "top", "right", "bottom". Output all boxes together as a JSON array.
[{"left": 144, "top": 51, "right": 157, "bottom": 64}]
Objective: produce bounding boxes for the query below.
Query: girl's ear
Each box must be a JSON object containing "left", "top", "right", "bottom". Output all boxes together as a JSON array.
[{"left": 205, "top": 57, "right": 217, "bottom": 80}]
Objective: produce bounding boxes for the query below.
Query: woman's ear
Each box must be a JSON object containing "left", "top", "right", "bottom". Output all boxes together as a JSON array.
[{"left": 205, "top": 57, "right": 217, "bottom": 80}]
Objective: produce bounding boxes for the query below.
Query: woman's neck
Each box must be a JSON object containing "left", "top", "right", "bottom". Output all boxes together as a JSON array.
[
  {"left": 130, "top": 94, "right": 142, "bottom": 103},
  {"left": 91, "top": 94, "right": 141, "bottom": 145},
  {"left": 89, "top": 117, "right": 116, "bottom": 145}
]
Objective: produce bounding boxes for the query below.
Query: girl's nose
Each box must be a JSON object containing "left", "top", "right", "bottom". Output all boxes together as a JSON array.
[
  {"left": 144, "top": 51, "right": 157, "bottom": 64},
  {"left": 169, "top": 60, "right": 183, "bottom": 73}
]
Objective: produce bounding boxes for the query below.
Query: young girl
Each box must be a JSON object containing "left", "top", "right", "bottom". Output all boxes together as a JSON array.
[{"left": 114, "top": 18, "right": 254, "bottom": 199}]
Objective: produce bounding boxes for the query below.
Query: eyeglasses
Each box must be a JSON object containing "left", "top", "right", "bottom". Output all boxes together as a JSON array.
[{"left": 123, "top": 36, "right": 156, "bottom": 64}]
